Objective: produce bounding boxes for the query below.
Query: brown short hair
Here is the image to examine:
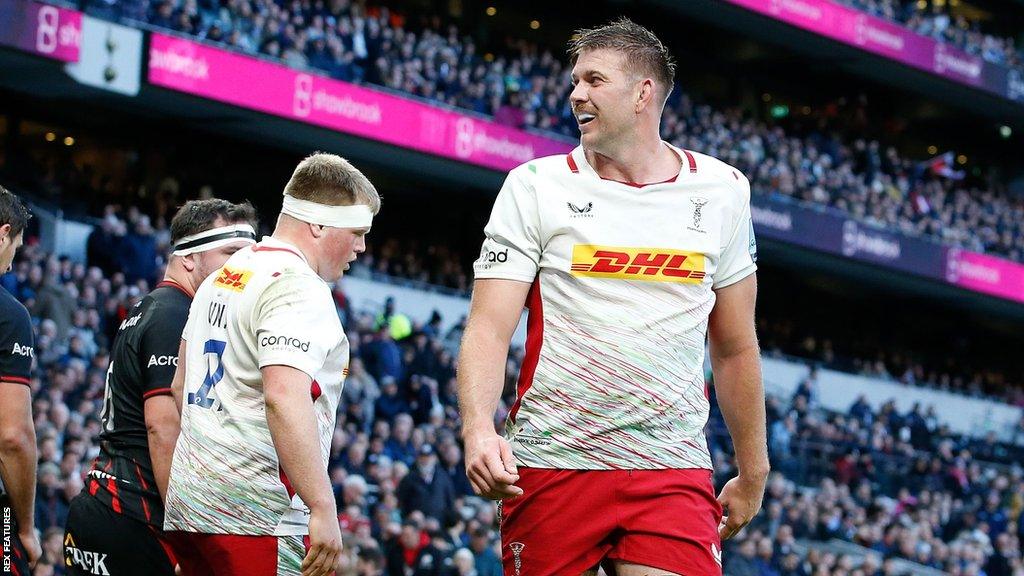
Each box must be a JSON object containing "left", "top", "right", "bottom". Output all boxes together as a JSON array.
[
  {"left": 568, "top": 18, "right": 676, "bottom": 105},
  {"left": 283, "top": 152, "right": 381, "bottom": 213},
  {"left": 170, "top": 198, "right": 259, "bottom": 244},
  {"left": 0, "top": 185, "right": 31, "bottom": 237}
]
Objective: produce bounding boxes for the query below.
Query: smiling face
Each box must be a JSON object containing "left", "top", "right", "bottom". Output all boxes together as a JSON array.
[{"left": 570, "top": 49, "right": 646, "bottom": 156}]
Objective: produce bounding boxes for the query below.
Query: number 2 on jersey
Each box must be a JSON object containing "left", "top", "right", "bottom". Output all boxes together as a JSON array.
[{"left": 188, "top": 339, "right": 227, "bottom": 409}]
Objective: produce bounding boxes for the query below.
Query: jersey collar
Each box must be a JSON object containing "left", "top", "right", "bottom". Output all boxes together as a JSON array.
[
  {"left": 253, "top": 236, "right": 310, "bottom": 265},
  {"left": 156, "top": 279, "right": 194, "bottom": 299},
  {"left": 568, "top": 142, "right": 693, "bottom": 186}
]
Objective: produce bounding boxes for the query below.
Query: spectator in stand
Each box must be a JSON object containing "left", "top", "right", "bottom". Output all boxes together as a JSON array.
[
  {"left": 356, "top": 546, "right": 386, "bottom": 576},
  {"left": 85, "top": 211, "right": 126, "bottom": 276},
  {"left": 724, "top": 538, "right": 759, "bottom": 576},
  {"left": 411, "top": 527, "right": 454, "bottom": 576},
  {"left": 365, "top": 326, "right": 405, "bottom": 383},
  {"left": 384, "top": 413, "right": 416, "bottom": 466},
  {"left": 450, "top": 548, "right": 478, "bottom": 576},
  {"left": 466, "top": 528, "right": 501, "bottom": 576},
  {"left": 385, "top": 520, "right": 428, "bottom": 576},
  {"left": 120, "top": 214, "right": 158, "bottom": 285},
  {"left": 375, "top": 376, "right": 409, "bottom": 425},
  {"left": 792, "top": 365, "right": 819, "bottom": 409},
  {"left": 396, "top": 444, "right": 454, "bottom": 525},
  {"left": 344, "top": 357, "right": 381, "bottom": 433},
  {"left": 33, "top": 272, "right": 77, "bottom": 341},
  {"left": 438, "top": 443, "right": 473, "bottom": 497}
]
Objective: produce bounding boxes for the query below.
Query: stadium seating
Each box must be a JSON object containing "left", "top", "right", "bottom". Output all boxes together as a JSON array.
[
  {"left": 838, "top": 0, "right": 1023, "bottom": 72},
  {"left": 5, "top": 1, "right": 1024, "bottom": 573},
  {"left": 6, "top": 225, "right": 1024, "bottom": 574},
  {"left": 61, "top": 0, "right": 1024, "bottom": 265}
]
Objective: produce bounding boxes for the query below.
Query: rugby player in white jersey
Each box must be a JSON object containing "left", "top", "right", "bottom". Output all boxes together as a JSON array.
[
  {"left": 162, "top": 153, "right": 380, "bottom": 576},
  {"left": 458, "top": 18, "right": 768, "bottom": 576},
  {"left": 65, "top": 199, "right": 257, "bottom": 576}
]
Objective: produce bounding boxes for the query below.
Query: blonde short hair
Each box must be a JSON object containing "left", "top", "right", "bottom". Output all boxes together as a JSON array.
[
  {"left": 568, "top": 18, "right": 676, "bottom": 107},
  {"left": 283, "top": 152, "right": 381, "bottom": 214}
]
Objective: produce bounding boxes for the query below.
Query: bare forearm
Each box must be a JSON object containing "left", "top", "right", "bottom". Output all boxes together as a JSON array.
[
  {"left": 0, "top": 432, "right": 37, "bottom": 530},
  {"left": 149, "top": 427, "right": 178, "bottom": 502},
  {"left": 145, "top": 395, "right": 180, "bottom": 502},
  {"left": 712, "top": 347, "right": 769, "bottom": 477},
  {"left": 171, "top": 340, "right": 186, "bottom": 414},
  {"left": 171, "top": 384, "right": 183, "bottom": 415},
  {"left": 457, "top": 325, "right": 509, "bottom": 436},
  {"left": 266, "top": 395, "right": 334, "bottom": 512}
]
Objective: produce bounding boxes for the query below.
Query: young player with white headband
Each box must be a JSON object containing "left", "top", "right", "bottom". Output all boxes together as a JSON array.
[
  {"left": 64, "top": 199, "right": 258, "bottom": 576},
  {"left": 164, "top": 152, "right": 381, "bottom": 576}
]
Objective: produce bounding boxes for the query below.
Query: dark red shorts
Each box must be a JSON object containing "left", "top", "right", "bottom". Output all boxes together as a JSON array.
[
  {"left": 499, "top": 468, "right": 723, "bottom": 576},
  {"left": 164, "top": 532, "right": 311, "bottom": 576}
]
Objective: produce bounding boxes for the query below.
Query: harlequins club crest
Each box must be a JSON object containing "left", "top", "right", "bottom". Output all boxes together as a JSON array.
[
  {"left": 509, "top": 542, "right": 526, "bottom": 576},
  {"left": 689, "top": 197, "right": 709, "bottom": 232}
]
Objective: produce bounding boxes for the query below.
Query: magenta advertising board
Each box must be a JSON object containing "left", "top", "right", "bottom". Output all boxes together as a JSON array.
[
  {"left": 946, "top": 249, "right": 1024, "bottom": 304},
  {"left": 147, "top": 33, "right": 573, "bottom": 172},
  {"left": 0, "top": 0, "right": 82, "bottom": 62},
  {"left": 722, "top": 0, "right": 1024, "bottom": 104}
]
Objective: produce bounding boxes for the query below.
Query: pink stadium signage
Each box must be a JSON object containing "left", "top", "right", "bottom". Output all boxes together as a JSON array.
[
  {"left": 722, "top": 0, "right": 1023, "bottom": 104},
  {"left": 752, "top": 196, "right": 1024, "bottom": 305},
  {"left": 0, "top": 0, "right": 81, "bottom": 62},
  {"left": 945, "top": 249, "right": 1024, "bottom": 304},
  {"left": 147, "top": 33, "right": 1024, "bottom": 305},
  {"left": 147, "top": 33, "right": 573, "bottom": 172}
]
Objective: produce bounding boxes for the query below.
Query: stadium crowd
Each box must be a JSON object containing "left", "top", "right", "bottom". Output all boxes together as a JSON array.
[
  {"left": 55, "top": 0, "right": 1024, "bottom": 266},
  {"left": 64, "top": 199, "right": 1024, "bottom": 405},
  {"left": 710, "top": 372, "right": 1024, "bottom": 576},
  {"left": 839, "top": 0, "right": 1023, "bottom": 72},
  {"left": 346, "top": 240, "right": 1024, "bottom": 407},
  {"left": 754, "top": 312, "right": 1024, "bottom": 408},
  {"left": 4, "top": 204, "right": 1024, "bottom": 575},
  {"left": 663, "top": 98, "right": 1024, "bottom": 263}
]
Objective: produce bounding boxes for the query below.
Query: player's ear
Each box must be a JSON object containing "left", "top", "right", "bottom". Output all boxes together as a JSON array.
[
  {"left": 310, "top": 222, "right": 327, "bottom": 239},
  {"left": 181, "top": 253, "right": 197, "bottom": 272},
  {"left": 636, "top": 79, "right": 654, "bottom": 113},
  {"left": 0, "top": 223, "right": 10, "bottom": 243}
]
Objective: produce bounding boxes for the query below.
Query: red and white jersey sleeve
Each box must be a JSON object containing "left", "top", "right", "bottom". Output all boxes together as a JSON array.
[
  {"left": 474, "top": 144, "right": 757, "bottom": 471},
  {"left": 713, "top": 173, "right": 758, "bottom": 289},
  {"left": 255, "top": 273, "right": 341, "bottom": 377},
  {"left": 164, "top": 237, "right": 348, "bottom": 536},
  {"left": 475, "top": 169, "right": 542, "bottom": 283}
]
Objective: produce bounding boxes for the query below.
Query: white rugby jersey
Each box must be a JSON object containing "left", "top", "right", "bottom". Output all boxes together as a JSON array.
[
  {"left": 164, "top": 237, "right": 348, "bottom": 536},
  {"left": 474, "top": 144, "right": 757, "bottom": 470}
]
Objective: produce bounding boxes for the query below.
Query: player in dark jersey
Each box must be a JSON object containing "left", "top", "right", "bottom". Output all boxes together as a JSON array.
[
  {"left": 0, "top": 187, "right": 39, "bottom": 576},
  {"left": 64, "top": 199, "right": 258, "bottom": 576}
]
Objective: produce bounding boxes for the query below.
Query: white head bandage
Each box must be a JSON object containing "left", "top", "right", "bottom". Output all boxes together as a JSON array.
[
  {"left": 281, "top": 195, "right": 374, "bottom": 229},
  {"left": 172, "top": 223, "right": 257, "bottom": 256}
]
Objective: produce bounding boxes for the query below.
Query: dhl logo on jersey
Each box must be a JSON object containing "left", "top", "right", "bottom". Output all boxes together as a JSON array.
[
  {"left": 213, "top": 267, "right": 252, "bottom": 292},
  {"left": 570, "top": 245, "right": 707, "bottom": 284}
]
